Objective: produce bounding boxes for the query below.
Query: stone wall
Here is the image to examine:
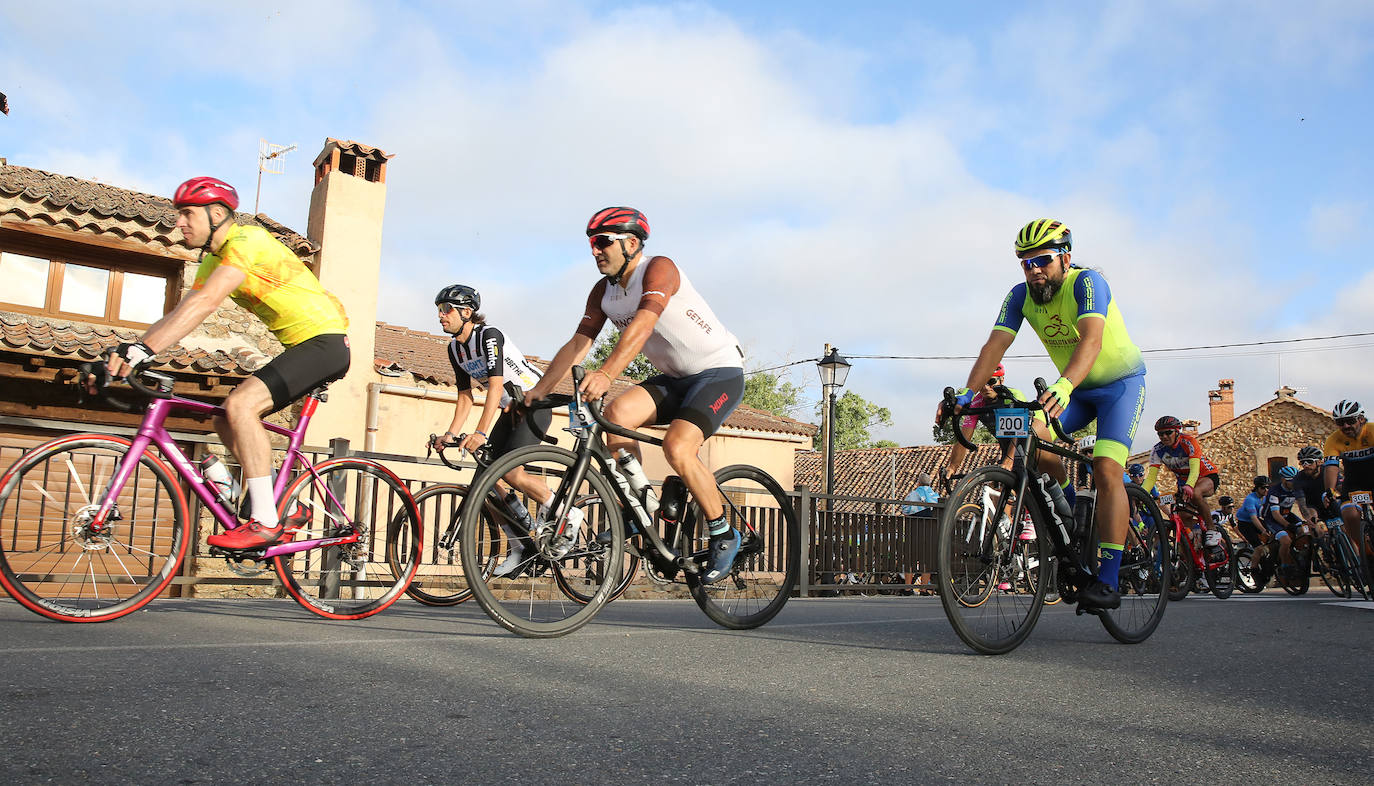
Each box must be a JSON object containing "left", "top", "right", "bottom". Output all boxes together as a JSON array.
[{"left": 1132, "top": 398, "right": 1333, "bottom": 500}]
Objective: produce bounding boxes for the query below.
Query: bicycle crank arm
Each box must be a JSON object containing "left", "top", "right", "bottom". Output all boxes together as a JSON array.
[{"left": 263, "top": 533, "right": 359, "bottom": 558}]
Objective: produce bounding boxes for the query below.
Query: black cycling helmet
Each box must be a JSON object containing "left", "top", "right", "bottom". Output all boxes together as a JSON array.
[
  {"left": 1253, "top": 475, "right": 1269, "bottom": 489},
  {"left": 1154, "top": 415, "right": 1183, "bottom": 432},
  {"left": 1218, "top": 495, "right": 1234, "bottom": 507},
  {"left": 435, "top": 284, "right": 480, "bottom": 312},
  {"left": 1297, "top": 446, "right": 1323, "bottom": 462}
]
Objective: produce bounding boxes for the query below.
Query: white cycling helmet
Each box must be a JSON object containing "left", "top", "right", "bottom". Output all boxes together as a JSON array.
[{"left": 1333, "top": 400, "right": 1364, "bottom": 420}]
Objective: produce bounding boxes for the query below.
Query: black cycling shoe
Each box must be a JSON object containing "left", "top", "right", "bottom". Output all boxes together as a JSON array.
[{"left": 1076, "top": 579, "right": 1121, "bottom": 610}]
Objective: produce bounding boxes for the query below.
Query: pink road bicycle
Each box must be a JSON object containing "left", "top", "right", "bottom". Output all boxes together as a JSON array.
[{"left": 0, "top": 364, "right": 421, "bottom": 622}]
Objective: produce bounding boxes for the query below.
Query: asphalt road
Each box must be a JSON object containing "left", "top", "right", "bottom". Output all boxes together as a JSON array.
[{"left": 1, "top": 592, "right": 1371, "bottom": 785}]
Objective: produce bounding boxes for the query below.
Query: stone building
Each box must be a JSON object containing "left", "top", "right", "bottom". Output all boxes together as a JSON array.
[{"left": 1130, "top": 379, "right": 1335, "bottom": 499}]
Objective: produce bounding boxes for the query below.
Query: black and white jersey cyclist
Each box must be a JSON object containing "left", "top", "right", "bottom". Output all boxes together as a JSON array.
[{"left": 428, "top": 284, "right": 580, "bottom": 576}]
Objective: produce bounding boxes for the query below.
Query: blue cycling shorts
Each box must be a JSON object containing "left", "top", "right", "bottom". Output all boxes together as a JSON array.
[{"left": 1059, "top": 371, "right": 1147, "bottom": 466}]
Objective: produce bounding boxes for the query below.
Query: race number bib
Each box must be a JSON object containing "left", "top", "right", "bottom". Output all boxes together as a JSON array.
[
  {"left": 1160, "top": 494, "right": 1175, "bottom": 505},
  {"left": 1350, "top": 491, "right": 1372, "bottom": 505},
  {"left": 994, "top": 408, "right": 1030, "bottom": 438}
]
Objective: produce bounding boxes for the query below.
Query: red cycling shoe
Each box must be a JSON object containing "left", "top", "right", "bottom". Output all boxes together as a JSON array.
[{"left": 207, "top": 520, "right": 287, "bottom": 550}]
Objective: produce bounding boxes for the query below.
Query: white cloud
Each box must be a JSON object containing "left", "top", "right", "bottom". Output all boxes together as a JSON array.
[{"left": 1308, "top": 201, "right": 1367, "bottom": 251}]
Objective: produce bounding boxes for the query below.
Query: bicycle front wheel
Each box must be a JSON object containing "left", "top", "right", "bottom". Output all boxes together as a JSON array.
[
  {"left": 552, "top": 494, "right": 640, "bottom": 605},
  {"left": 1332, "top": 531, "right": 1370, "bottom": 601},
  {"left": 1166, "top": 529, "right": 1195, "bottom": 602},
  {"left": 0, "top": 435, "right": 190, "bottom": 622},
  {"left": 685, "top": 464, "right": 800, "bottom": 630},
  {"left": 273, "top": 458, "right": 421, "bottom": 620},
  {"left": 1315, "top": 537, "right": 1350, "bottom": 598},
  {"left": 459, "top": 446, "right": 624, "bottom": 638},
  {"left": 937, "top": 467, "right": 1048, "bottom": 655},
  {"left": 1206, "top": 530, "right": 1237, "bottom": 600},
  {"left": 399, "top": 483, "right": 499, "bottom": 606},
  {"left": 1098, "top": 484, "right": 1170, "bottom": 643}
]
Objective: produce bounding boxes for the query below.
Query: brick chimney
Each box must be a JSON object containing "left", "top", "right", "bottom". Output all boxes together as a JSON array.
[
  {"left": 1208, "top": 378, "right": 1235, "bottom": 430},
  {"left": 1276, "top": 386, "right": 1297, "bottom": 401},
  {"left": 1182, "top": 418, "right": 1201, "bottom": 435}
]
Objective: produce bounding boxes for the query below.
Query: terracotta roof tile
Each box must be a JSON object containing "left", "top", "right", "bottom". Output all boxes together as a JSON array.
[
  {"left": 0, "top": 162, "right": 317, "bottom": 256},
  {"left": 0, "top": 311, "right": 260, "bottom": 376},
  {"left": 313, "top": 138, "right": 394, "bottom": 166},
  {"left": 795, "top": 443, "right": 1004, "bottom": 511},
  {"left": 372, "top": 322, "right": 816, "bottom": 437}
]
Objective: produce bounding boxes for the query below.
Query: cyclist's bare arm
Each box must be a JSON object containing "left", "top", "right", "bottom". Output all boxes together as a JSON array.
[
  {"left": 525, "top": 333, "right": 594, "bottom": 404},
  {"left": 102, "top": 265, "right": 244, "bottom": 382}
]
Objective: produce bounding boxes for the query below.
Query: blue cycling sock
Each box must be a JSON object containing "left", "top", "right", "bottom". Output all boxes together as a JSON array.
[
  {"left": 707, "top": 515, "right": 731, "bottom": 538},
  {"left": 1097, "top": 542, "right": 1124, "bottom": 589},
  {"left": 1062, "top": 479, "right": 1077, "bottom": 508}
]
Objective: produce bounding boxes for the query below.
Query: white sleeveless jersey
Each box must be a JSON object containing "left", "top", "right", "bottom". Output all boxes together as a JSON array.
[{"left": 595, "top": 257, "right": 743, "bottom": 378}]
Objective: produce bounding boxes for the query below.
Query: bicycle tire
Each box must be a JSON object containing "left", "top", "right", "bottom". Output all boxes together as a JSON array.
[
  {"left": 937, "top": 467, "right": 1048, "bottom": 655},
  {"left": 1314, "top": 536, "right": 1350, "bottom": 598},
  {"left": 399, "top": 483, "right": 499, "bottom": 606},
  {"left": 1206, "top": 529, "right": 1236, "bottom": 600},
  {"left": 1166, "top": 529, "right": 1195, "bottom": 602},
  {"left": 685, "top": 464, "right": 800, "bottom": 630},
  {"left": 553, "top": 494, "right": 641, "bottom": 604},
  {"left": 0, "top": 435, "right": 190, "bottom": 622},
  {"left": 1099, "top": 484, "right": 1170, "bottom": 643},
  {"left": 273, "top": 458, "right": 421, "bottom": 620},
  {"left": 459, "top": 445, "right": 624, "bottom": 638},
  {"left": 1333, "top": 530, "right": 1370, "bottom": 601},
  {"left": 1278, "top": 550, "right": 1310, "bottom": 596}
]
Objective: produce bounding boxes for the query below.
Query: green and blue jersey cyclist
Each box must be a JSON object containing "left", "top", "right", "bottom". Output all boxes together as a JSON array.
[
  {"left": 523, "top": 207, "right": 747, "bottom": 583},
  {"left": 947, "top": 218, "right": 1147, "bottom": 610}
]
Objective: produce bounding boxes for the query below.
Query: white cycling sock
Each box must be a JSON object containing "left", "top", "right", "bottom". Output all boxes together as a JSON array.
[{"left": 245, "top": 476, "right": 279, "bottom": 527}]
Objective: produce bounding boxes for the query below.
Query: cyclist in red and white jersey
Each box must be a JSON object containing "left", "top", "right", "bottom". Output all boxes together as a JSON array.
[{"left": 526, "top": 207, "right": 747, "bottom": 582}]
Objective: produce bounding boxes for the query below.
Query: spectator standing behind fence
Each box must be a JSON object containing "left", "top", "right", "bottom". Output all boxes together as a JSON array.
[{"left": 902, "top": 473, "right": 940, "bottom": 516}]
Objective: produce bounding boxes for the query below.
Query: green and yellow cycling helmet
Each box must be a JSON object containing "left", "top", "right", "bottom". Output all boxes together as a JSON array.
[{"left": 1015, "top": 218, "right": 1072, "bottom": 254}]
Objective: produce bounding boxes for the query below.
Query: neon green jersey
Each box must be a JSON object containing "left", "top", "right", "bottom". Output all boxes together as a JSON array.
[
  {"left": 193, "top": 225, "right": 348, "bottom": 347},
  {"left": 993, "top": 267, "right": 1145, "bottom": 389}
]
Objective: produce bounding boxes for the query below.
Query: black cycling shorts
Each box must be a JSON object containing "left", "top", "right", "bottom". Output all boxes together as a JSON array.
[
  {"left": 254, "top": 333, "right": 351, "bottom": 413},
  {"left": 641, "top": 367, "right": 744, "bottom": 437},
  {"left": 1236, "top": 519, "right": 1265, "bottom": 548},
  {"left": 487, "top": 406, "right": 552, "bottom": 460}
]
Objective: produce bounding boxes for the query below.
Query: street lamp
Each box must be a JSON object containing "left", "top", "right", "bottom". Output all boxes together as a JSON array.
[{"left": 817, "top": 346, "right": 851, "bottom": 503}]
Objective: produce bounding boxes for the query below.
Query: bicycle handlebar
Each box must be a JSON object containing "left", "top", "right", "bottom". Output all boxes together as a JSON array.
[
  {"left": 939, "top": 378, "right": 1070, "bottom": 448},
  {"left": 570, "top": 365, "right": 664, "bottom": 448},
  {"left": 76, "top": 360, "right": 176, "bottom": 413}
]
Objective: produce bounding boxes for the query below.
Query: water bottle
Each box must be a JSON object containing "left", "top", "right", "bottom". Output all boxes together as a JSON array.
[
  {"left": 616, "top": 449, "right": 660, "bottom": 517},
  {"left": 1039, "top": 474, "right": 1074, "bottom": 527},
  {"left": 659, "top": 475, "right": 687, "bottom": 523},
  {"left": 200, "top": 455, "right": 238, "bottom": 506},
  {"left": 1073, "top": 488, "right": 1097, "bottom": 541}
]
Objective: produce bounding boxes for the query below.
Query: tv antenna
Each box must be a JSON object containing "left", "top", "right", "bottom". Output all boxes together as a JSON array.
[{"left": 254, "top": 139, "right": 297, "bottom": 214}]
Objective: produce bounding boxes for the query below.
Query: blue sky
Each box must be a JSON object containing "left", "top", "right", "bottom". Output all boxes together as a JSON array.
[{"left": 4, "top": 1, "right": 1373, "bottom": 449}]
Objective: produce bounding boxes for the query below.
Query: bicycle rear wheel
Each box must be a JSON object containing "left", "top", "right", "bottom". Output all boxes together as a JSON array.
[
  {"left": 937, "top": 467, "right": 1048, "bottom": 655},
  {"left": 0, "top": 435, "right": 189, "bottom": 622},
  {"left": 1278, "top": 548, "right": 1310, "bottom": 596},
  {"left": 1315, "top": 537, "right": 1350, "bottom": 598},
  {"left": 684, "top": 464, "right": 800, "bottom": 630},
  {"left": 399, "top": 483, "right": 499, "bottom": 606},
  {"left": 460, "top": 446, "right": 624, "bottom": 638},
  {"left": 1234, "top": 545, "right": 1261, "bottom": 593},
  {"left": 273, "top": 458, "right": 421, "bottom": 620},
  {"left": 1099, "top": 484, "right": 1170, "bottom": 643}
]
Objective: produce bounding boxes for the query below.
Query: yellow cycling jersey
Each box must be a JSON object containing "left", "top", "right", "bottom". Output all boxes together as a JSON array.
[
  {"left": 193, "top": 225, "right": 348, "bottom": 347},
  {"left": 1325, "top": 422, "right": 1374, "bottom": 493}
]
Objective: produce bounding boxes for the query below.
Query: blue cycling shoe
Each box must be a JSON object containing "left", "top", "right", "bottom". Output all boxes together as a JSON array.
[{"left": 701, "top": 528, "right": 741, "bottom": 584}]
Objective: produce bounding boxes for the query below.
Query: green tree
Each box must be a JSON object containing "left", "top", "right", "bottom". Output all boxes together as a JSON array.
[
  {"left": 815, "top": 389, "right": 896, "bottom": 450},
  {"left": 585, "top": 329, "right": 657, "bottom": 381},
  {"left": 742, "top": 370, "right": 805, "bottom": 417}
]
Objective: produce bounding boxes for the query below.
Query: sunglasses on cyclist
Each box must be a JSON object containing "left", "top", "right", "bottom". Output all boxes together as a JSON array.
[
  {"left": 437, "top": 303, "right": 458, "bottom": 315},
  {"left": 1156, "top": 429, "right": 1178, "bottom": 438},
  {"left": 589, "top": 232, "right": 633, "bottom": 250},
  {"left": 1336, "top": 417, "right": 1360, "bottom": 427},
  {"left": 1299, "top": 458, "right": 1320, "bottom": 466},
  {"left": 986, "top": 378, "right": 1001, "bottom": 387},
  {"left": 1019, "top": 251, "right": 1062, "bottom": 270}
]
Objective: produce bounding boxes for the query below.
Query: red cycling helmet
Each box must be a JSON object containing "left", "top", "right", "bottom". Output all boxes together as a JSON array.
[
  {"left": 586, "top": 206, "right": 650, "bottom": 240},
  {"left": 1154, "top": 415, "right": 1183, "bottom": 432},
  {"left": 173, "top": 177, "right": 240, "bottom": 210},
  {"left": 992, "top": 363, "right": 1006, "bottom": 379}
]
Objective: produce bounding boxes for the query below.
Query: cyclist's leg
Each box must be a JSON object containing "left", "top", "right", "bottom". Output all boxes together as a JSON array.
[
  {"left": 1192, "top": 474, "right": 1218, "bottom": 521},
  {"left": 1071, "top": 374, "right": 1145, "bottom": 597},
  {"left": 1340, "top": 502, "right": 1366, "bottom": 558}
]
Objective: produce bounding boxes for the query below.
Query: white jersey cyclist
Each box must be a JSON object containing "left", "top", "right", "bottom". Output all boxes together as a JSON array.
[
  {"left": 447, "top": 324, "right": 543, "bottom": 409},
  {"left": 575, "top": 256, "right": 744, "bottom": 378}
]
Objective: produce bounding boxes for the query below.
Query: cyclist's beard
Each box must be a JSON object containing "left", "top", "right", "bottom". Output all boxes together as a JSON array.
[{"left": 1028, "top": 277, "right": 1062, "bottom": 305}]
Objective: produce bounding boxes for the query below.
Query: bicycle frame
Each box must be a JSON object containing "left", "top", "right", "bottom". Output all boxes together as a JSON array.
[
  {"left": 90, "top": 387, "right": 357, "bottom": 560},
  {"left": 1169, "top": 505, "right": 1227, "bottom": 573}
]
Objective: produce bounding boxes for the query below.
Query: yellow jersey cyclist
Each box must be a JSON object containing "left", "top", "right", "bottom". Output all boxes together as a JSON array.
[
  {"left": 98, "top": 177, "right": 350, "bottom": 550},
  {"left": 525, "top": 207, "right": 747, "bottom": 583},
  {"left": 428, "top": 284, "right": 580, "bottom": 577},
  {"left": 954, "top": 219, "right": 1147, "bottom": 610},
  {"left": 1323, "top": 400, "right": 1374, "bottom": 563}
]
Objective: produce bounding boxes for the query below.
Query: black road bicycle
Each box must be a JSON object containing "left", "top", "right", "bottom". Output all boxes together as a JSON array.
[
  {"left": 936, "top": 381, "right": 1170, "bottom": 655},
  {"left": 457, "top": 366, "right": 800, "bottom": 638}
]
